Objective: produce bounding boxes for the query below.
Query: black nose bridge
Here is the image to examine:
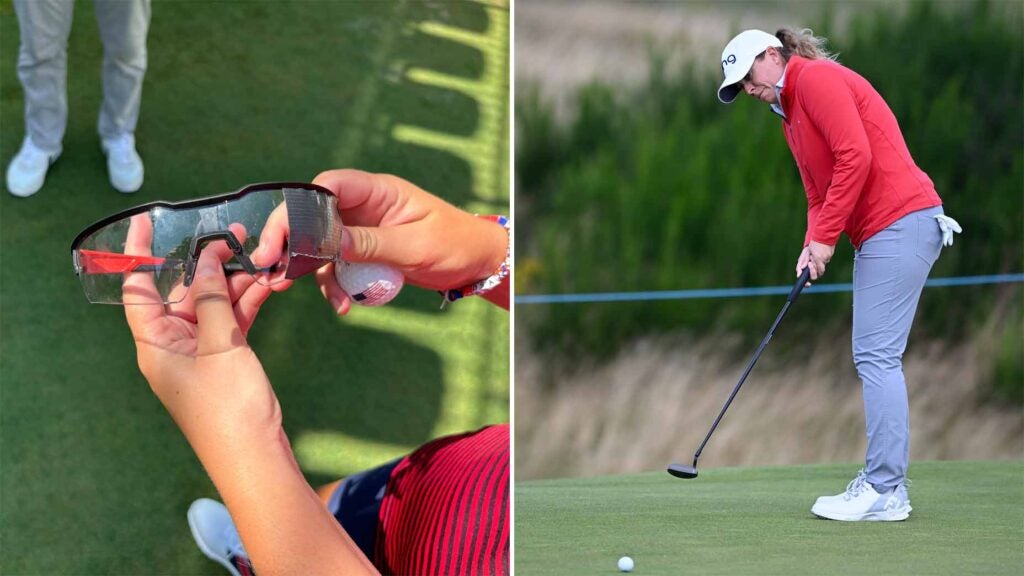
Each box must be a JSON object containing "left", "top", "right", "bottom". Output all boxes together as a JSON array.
[{"left": 182, "top": 230, "right": 256, "bottom": 287}]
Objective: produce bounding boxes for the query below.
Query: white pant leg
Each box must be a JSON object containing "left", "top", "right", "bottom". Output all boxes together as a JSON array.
[
  {"left": 852, "top": 206, "right": 944, "bottom": 491},
  {"left": 14, "top": 0, "right": 75, "bottom": 153},
  {"left": 93, "top": 0, "right": 150, "bottom": 140}
]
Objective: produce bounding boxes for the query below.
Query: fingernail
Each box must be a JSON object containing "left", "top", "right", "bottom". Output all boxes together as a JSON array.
[
  {"left": 330, "top": 296, "right": 344, "bottom": 314},
  {"left": 340, "top": 228, "right": 352, "bottom": 257}
]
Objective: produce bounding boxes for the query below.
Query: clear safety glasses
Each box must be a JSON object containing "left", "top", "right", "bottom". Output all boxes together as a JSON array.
[{"left": 71, "top": 182, "right": 342, "bottom": 304}]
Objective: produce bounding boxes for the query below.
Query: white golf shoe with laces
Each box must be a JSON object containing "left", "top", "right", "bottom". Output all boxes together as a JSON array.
[
  {"left": 187, "top": 498, "right": 254, "bottom": 576},
  {"left": 6, "top": 137, "right": 60, "bottom": 197},
  {"left": 811, "top": 469, "right": 911, "bottom": 521},
  {"left": 101, "top": 133, "right": 144, "bottom": 193}
]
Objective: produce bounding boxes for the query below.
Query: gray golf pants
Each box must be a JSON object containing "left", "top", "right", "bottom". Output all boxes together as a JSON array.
[
  {"left": 853, "top": 205, "right": 944, "bottom": 491},
  {"left": 13, "top": 0, "right": 150, "bottom": 153}
]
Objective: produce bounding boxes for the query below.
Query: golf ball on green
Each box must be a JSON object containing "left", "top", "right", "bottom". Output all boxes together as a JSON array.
[
  {"left": 334, "top": 261, "right": 404, "bottom": 306},
  {"left": 618, "top": 556, "right": 634, "bottom": 572}
]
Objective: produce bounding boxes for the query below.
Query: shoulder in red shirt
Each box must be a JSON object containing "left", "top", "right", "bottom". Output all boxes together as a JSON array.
[{"left": 375, "top": 424, "right": 509, "bottom": 576}]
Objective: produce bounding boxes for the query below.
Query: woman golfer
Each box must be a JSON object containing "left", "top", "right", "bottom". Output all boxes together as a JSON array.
[{"left": 717, "top": 28, "right": 960, "bottom": 521}]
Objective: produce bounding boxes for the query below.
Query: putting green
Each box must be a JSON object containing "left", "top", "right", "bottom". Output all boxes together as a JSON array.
[{"left": 515, "top": 461, "right": 1024, "bottom": 575}]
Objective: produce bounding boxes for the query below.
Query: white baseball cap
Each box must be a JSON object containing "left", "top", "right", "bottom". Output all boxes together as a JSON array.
[{"left": 718, "top": 29, "right": 783, "bottom": 104}]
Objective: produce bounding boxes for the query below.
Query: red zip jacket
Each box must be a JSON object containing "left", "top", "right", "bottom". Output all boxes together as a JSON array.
[{"left": 779, "top": 56, "right": 941, "bottom": 249}]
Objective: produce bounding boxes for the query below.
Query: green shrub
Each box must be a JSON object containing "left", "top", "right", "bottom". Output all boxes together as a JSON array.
[{"left": 985, "top": 290, "right": 1024, "bottom": 404}]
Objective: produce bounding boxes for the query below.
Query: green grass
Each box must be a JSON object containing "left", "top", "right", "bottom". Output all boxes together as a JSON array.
[
  {"left": 1, "top": 1, "right": 508, "bottom": 573},
  {"left": 515, "top": 461, "right": 1024, "bottom": 575}
]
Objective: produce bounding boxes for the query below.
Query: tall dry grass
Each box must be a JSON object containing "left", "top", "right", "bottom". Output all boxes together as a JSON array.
[{"left": 515, "top": 312, "right": 1023, "bottom": 480}]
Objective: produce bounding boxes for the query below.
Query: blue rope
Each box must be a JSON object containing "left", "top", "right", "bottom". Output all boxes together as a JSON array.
[{"left": 515, "top": 274, "right": 1024, "bottom": 305}]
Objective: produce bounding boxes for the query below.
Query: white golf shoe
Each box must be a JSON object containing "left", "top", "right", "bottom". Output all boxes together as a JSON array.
[
  {"left": 811, "top": 469, "right": 911, "bottom": 521},
  {"left": 187, "top": 498, "right": 254, "bottom": 576},
  {"left": 6, "top": 137, "right": 60, "bottom": 197},
  {"left": 101, "top": 133, "right": 144, "bottom": 193}
]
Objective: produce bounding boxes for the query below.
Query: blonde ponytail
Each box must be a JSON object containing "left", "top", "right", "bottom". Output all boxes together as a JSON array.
[{"left": 775, "top": 28, "right": 837, "bottom": 61}]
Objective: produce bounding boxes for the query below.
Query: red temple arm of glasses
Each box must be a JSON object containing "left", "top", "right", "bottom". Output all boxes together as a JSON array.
[
  {"left": 78, "top": 249, "right": 278, "bottom": 275},
  {"left": 78, "top": 249, "right": 173, "bottom": 274}
]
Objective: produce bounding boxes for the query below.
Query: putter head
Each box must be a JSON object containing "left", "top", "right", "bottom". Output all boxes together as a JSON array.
[{"left": 667, "top": 463, "right": 698, "bottom": 479}]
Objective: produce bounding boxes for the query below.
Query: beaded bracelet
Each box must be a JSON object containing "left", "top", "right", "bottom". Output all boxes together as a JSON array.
[{"left": 440, "top": 215, "right": 510, "bottom": 304}]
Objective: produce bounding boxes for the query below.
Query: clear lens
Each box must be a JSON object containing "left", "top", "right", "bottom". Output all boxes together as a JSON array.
[
  {"left": 73, "top": 188, "right": 301, "bottom": 304},
  {"left": 75, "top": 212, "right": 188, "bottom": 304}
]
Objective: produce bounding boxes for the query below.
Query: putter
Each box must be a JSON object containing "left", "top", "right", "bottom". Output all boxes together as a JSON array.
[{"left": 667, "top": 267, "right": 813, "bottom": 479}]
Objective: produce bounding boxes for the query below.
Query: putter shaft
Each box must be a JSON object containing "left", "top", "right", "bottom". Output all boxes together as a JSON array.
[{"left": 671, "top": 268, "right": 812, "bottom": 477}]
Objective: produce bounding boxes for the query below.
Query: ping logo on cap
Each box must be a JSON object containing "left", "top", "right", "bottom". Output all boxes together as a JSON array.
[{"left": 722, "top": 54, "right": 737, "bottom": 69}]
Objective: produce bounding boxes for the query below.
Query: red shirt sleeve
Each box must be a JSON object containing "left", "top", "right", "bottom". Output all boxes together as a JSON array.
[
  {"left": 797, "top": 65, "right": 872, "bottom": 246},
  {"left": 796, "top": 162, "right": 823, "bottom": 247}
]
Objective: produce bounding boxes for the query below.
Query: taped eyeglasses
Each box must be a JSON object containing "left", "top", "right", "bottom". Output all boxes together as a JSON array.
[{"left": 70, "top": 182, "right": 341, "bottom": 304}]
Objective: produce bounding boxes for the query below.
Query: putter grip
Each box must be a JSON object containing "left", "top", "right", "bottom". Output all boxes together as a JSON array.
[{"left": 789, "top": 267, "right": 812, "bottom": 302}]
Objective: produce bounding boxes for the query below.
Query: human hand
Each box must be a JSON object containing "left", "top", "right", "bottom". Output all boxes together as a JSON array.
[
  {"left": 122, "top": 213, "right": 280, "bottom": 450},
  {"left": 122, "top": 218, "right": 381, "bottom": 575},
  {"left": 255, "top": 169, "right": 509, "bottom": 314},
  {"left": 795, "top": 246, "right": 812, "bottom": 285},
  {"left": 806, "top": 240, "right": 834, "bottom": 281}
]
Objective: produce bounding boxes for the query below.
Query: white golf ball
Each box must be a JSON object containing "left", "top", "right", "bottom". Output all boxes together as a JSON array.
[
  {"left": 617, "top": 556, "right": 634, "bottom": 572},
  {"left": 334, "top": 261, "right": 404, "bottom": 306}
]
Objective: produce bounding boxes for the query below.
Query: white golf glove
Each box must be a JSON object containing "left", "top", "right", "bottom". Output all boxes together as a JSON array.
[{"left": 934, "top": 214, "right": 962, "bottom": 247}]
